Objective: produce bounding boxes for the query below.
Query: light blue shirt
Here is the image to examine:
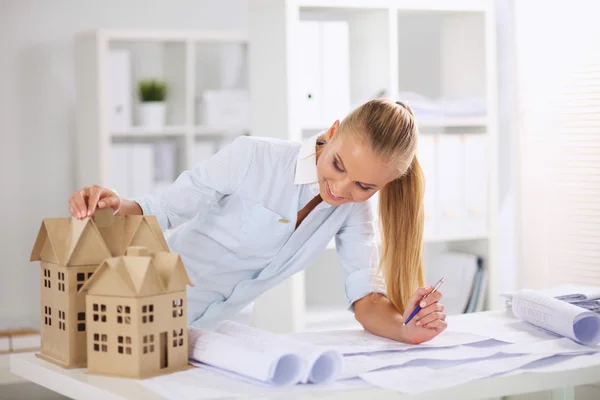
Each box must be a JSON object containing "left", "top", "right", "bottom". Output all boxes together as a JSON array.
[{"left": 133, "top": 134, "right": 385, "bottom": 328}]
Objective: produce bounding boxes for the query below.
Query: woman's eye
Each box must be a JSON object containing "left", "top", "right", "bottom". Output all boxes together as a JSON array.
[
  {"left": 356, "top": 183, "right": 370, "bottom": 191},
  {"left": 333, "top": 159, "right": 344, "bottom": 172}
]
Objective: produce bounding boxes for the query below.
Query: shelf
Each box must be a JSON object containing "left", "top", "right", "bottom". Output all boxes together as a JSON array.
[
  {"left": 111, "top": 126, "right": 188, "bottom": 137},
  {"left": 325, "top": 233, "right": 487, "bottom": 250},
  {"left": 417, "top": 117, "right": 488, "bottom": 128},
  {"left": 302, "top": 117, "right": 488, "bottom": 132},
  {"left": 297, "top": 0, "right": 491, "bottom": 13},
  {"left": 304, "top": 306, "right": 360, "bottom": 332},
  {"left": 195, "top": 125, "right": 249, "bottom": 136}
]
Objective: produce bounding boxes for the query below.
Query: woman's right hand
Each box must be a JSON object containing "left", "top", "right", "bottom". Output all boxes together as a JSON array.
[{"left": 68, "top": 185, "right": 121, "bottom": 219}]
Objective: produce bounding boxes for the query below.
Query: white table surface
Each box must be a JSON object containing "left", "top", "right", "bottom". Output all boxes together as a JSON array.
[{"left": 10, "top": 311, "right": 600, "bottom": 400}]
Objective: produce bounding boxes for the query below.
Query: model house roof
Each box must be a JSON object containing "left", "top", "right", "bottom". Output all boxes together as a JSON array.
[
  {"left": 80, "top": 246, "right": 193, "bottom": 297},
  {"left": 30, "top": 208, "right": 169, "bottom": 266}
]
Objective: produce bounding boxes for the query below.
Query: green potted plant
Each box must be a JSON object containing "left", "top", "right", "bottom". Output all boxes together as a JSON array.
[{"left": 138, "top": 78, "right": 168, "bottom": 127}]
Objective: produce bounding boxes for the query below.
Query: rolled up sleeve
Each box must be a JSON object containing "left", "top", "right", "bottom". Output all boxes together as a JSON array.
[
  {"left": 335, "top": 201, "right": 386, "bottom": 310},
  {"left": 131, "top": 136, "right": 254, "bottom": 231}
]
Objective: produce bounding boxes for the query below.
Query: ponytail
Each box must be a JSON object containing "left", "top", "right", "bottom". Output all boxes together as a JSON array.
[{"left": 378, "top": 157, "right": 425, "bottom": 313}]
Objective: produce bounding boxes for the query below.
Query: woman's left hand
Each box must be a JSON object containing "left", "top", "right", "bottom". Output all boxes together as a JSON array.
[{"left": 401, "top": 286, "right": 447, "bottom": 344}]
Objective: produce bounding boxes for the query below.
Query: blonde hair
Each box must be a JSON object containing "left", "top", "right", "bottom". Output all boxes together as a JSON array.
[{"left": 338, "top": 98, "right": 425, "bottom": 314}]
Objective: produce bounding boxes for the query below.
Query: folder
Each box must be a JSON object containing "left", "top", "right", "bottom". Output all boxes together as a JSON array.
[
  {"left": 131, "top": 144, "right": 155, "bottom": 196},
  {"left": 109, "top": 143, "right": 131, "bottom": 199},
  {"left": 418, "top": 134, "right": 437, "bottom": 238},
  {"left": 464, "top": 134, "right": 487, "bottom": 236},
  {"left": 424, "top": 251, "right": 479, "bottom": 315},
  {"left": 436, "top": 134, "right": 464, "bottom": 238},
  {"left": 321, "top": 21, "right": 351, "bottom": 122},
  {"left": 154, "top": 140, "right": 177, "bottom": 190},
  {"left": 107, "top": 50, "right": 132, "bottom": 130},
  {"left": 297, "top": 21, "right": 322, "bottom": 127}
]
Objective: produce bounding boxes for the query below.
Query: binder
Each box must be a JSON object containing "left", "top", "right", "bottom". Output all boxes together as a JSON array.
[
  {"left": 436, "top": 134, "right": 464, "bottom": 238},
  {"left": 298, "top": 21, "right": 322, "bottom": 126},
  {"left": 109, "top": 143, "right": 131, "bottom": 199},
  {"left": 131, "top": 144, "right": 155, "bottom": 196},
  {"left": 297, "top": 20, "right": 351, "bottom": 126},
  {"left": 107, "top": 50, "right": 132, "bottom": 130},
  {"left": 424, "top": 251, "right": 479, "bottom": 315},
  {"left": 321, "top": 21, "right": 351, "bottom": 122},
  {"left": 154, "top": 140, "right": 177, "bottom": 190},
  {"left": 464, "top": 134, "right": 487, "bottom": 236},
  {"left": 418, "top": 134, "right": 437, "bottom": 238}
]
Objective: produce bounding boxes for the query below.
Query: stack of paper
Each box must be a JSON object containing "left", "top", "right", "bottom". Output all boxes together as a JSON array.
[{"left": 188, "top": 321, "right": 343, "bottom": 386}]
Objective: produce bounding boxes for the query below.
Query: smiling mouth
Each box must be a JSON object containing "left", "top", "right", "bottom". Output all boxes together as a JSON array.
[{"left": 326, "top": 181, "right": 344, "bottom": 201}]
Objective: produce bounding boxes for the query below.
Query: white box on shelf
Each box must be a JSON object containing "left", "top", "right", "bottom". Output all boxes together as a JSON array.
[
  {"left": 419, "top": 134, "right": 438, "bottom": 238},
  {"left": 109, "top": 143, "right": 131, "bottom": 199},
  {"left": 130, "top": 144, "right": 155, "bottom": 197},
  {"left": 464, "top": 134, "right": 488, "bottom": 236},
  {"left": 198, "top": 89, "right": 250, "bottom": 128},
  {"left": 436, "top": 134, "right": 464, "bottom": 238},
  {"left": 107, "top": 50, "right": 132, "bottom": 130}
]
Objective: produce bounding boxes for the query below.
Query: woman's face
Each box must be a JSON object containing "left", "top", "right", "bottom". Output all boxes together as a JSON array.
[{"left": 316, "top": 122, "right": 400, "bottom": 206}]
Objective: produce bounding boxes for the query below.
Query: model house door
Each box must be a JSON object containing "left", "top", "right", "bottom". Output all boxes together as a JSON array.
[{"left": 160, "top": 332, "right": 168, "bottom": 369}]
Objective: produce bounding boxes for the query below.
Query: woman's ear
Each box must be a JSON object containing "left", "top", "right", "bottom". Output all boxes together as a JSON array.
[{"left": 327, "top": 120, "right": 340, "bottom": 140}]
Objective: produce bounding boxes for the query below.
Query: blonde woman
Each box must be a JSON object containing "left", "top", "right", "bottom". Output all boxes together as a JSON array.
[{"left": 69, "top": 99, "right": 446, "bottom": 344}]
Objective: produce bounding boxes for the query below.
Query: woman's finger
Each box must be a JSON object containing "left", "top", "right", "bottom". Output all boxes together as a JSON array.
[
  {"left": 416, "top": 303, "right": 444, "bottom": 322},
  {"left": 419, "top": 291, "right": 443, "bottom": 308},
  {"left": 416, "top": 311, "right": 445, "bottom": 327},
  {"left": 423, "top": 318, "right": 448, "bottom": 333},
  {"left": 87, "top": 186, "right": 103, "bottom": 216},
  {"left": 98, "top": 193, "right": 116, "bottom": 209},
  {"left": 68, "top": 204, "right": 77, "bottom": 218}
]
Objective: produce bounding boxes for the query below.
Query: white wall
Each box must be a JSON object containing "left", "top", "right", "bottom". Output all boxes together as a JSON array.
[{"left": 0, "top": 0, "right": 248, "bottom": 326}]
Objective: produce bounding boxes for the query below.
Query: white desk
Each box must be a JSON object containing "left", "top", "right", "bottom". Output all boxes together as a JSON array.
[{"left": 10, "top": 311, "right": 600, "bottom": 400}]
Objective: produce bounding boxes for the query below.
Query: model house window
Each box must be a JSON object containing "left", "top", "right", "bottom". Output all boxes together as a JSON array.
[
  {"left": 143, "top": 334, "right": 155, "bottom": 354},
  {"left": 116, "top": 305, "right": 131, "bottom": 324},
  {"left": 58, "top": 310, "right": 66, "bottom": 331},
  {"left": 77, "top": 312, "right": 85, "bottom": 332},
  {"left": 118, "top": 336, "right": 132, "bottom": 355},
  {"left": 93, "top": 303, "right": 107, "bottom": 322},
  {"left": 43, "top": 269, "right": 51, "bottom": 289},
  {"left": 44, "top": 306, "right": 52, "bottom": 326},
  {"left": 87, "top": 272, "right": 93, "bottom": 279},
  {"left": 76, "top": 273, "right": 86, "bottom": 291},
  {"left": 142, "top": 304, "right": 154, "bottom": 323},
  {"left": 172, "top": 298, "right": 183, "bottom": 318},
  {"left": 172, "top": 328, "right": 184, "bottom": 347},
  {"left": 93, "top": 333, "right": 108, "bottom": 352},
  {"left": 58, "top": 272, "right": 66, "bottom": 292}
]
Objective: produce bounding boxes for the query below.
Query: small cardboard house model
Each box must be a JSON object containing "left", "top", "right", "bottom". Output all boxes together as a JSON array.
[
  {"left": 81, "top": 246, "right": 193, "bottom": 378},
  {"left": 30, "top": 208, "right": 169, "bottom": 368}
]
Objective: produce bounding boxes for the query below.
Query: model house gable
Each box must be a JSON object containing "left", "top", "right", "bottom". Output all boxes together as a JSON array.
[
  {"left": 124, "top": 217, "right": 169, "bottom": 255},
  {"left": 122, "top": 257, "right": 166, "bottom": 297},
  {"left": 30, "top": 217, "right": 111, "bottom": 266},
  {"left": 81, "top": 259, "right": 138, "bottom": 297},
  {"left": 66, "top": 218, "right": 112, "bottom": 265},
  {"left": 152, "top": 253, "right": 193, "bottom": 292}
]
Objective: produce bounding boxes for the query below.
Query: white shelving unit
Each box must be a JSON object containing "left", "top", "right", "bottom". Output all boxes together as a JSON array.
[
  {"left": 249, "top": 0, "right": 498, "bottom": 333},
  {"left": 74, "top": 29, "right": 249, "bottom": 193}
]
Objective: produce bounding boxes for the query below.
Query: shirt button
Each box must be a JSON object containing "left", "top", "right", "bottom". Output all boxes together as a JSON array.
[{"left": 278, "top": 218, "right": 289, "bottom": 223}]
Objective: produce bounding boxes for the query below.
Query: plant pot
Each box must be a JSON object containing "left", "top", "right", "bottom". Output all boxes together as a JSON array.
[{"left": 139, "top": 102, "right": 166, "bottom": 127}]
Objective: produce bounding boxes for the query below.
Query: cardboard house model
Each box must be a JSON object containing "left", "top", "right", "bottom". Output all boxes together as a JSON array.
[
  {"left": 80, "top": 246, "right": 192, "bottom": 378},
  {"left": 30, "top": 208, "right": 170, "bottom": 368}
]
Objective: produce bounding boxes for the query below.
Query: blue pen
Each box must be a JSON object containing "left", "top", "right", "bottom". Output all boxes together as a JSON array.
[{"left": 403, "top": 276, "right": 446, "bottom": 326}]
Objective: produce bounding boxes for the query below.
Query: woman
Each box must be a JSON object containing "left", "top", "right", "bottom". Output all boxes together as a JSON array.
[{"left": 69, "top": 99, "right": 447, "bottom": 344}]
